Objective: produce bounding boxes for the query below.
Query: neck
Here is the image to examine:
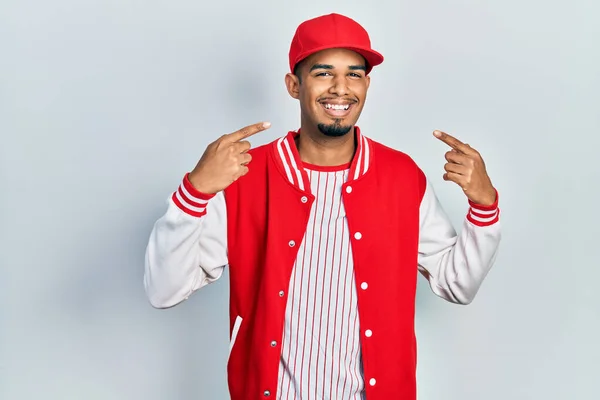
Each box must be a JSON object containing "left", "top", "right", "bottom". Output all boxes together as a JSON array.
[{"left": 295, "top": 123, "right": 356, "bottom": 167}]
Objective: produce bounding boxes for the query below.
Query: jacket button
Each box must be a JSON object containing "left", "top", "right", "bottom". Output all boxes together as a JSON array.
[
  {"left": 346, "top": 186, "right": 353, "bottom": 193},
  {"left": 279, "top": 290, "right": 285, "bottom": 297},
  {"left": 361, "top": 282, "right": 368, "bottom": 290},
  {"left": 354, "top": 232, "right": 362, "bottom": 240},
  {"left": 270, "top": 340, "right": 277, "bottom": 347},
  {"left": 289, "top": 240, "right": 295, "bottom": 247},
  {"left": 264, "top": 390, "right": 271, "bottom": 396},
  {"left": 369, "top": 378, "right": 376, "bottom": 386},
  {"left": 301, "top": 196, "right": 308, "bottom": 203},
  {"left": 365, "top": 329, "right": 373, "bottom": 338}
]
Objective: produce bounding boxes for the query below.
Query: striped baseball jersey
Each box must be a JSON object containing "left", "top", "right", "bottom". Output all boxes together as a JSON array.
[{"left": 277, "top": 164, "right": 364, "bottom": 399}]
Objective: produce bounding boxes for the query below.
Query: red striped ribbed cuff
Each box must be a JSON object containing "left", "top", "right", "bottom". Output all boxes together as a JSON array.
[
  {"left": 467, "top": 190, "right": 500, "bottom": 227},
  {"left": 171, "top": 173, "right": 215, "bottom": 217}
]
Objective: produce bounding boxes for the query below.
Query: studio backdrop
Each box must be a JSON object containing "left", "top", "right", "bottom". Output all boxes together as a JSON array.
[{"left": 1, "top": 0, "right": 598, "bottom": 399}]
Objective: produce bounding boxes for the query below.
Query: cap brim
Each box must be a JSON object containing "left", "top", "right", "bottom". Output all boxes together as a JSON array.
[{"left": 293, "top": 44, "right": 384, "bottom": 74}]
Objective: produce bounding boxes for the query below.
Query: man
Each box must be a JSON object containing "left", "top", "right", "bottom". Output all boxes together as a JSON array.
[{"left": 144, "top": 13, "right": 501, "bottom": 400}]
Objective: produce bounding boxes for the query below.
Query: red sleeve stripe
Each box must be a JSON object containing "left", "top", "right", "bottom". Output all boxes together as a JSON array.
[
  {"left": 171, "top": 174, "right": 215, "bottom": 217},
  {"left": 171, "top": 192, "right": 206, "bottom": 217},
  {"left": 470, "top": 207, "right": 497, "bottom": 218},
  {"left": 467, "top": 189, "right": 500, "bottom": 226},
  {"left": 467, "top": 208, "right": 500, "bottom": 226}
]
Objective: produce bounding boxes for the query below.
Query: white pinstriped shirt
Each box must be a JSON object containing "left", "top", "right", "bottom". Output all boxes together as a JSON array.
[{"left": 277, "top": 164, "right": 365, "bottom": 400}]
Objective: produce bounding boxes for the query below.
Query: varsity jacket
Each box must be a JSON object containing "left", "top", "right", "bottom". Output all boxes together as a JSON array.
[{"left": 144, "top": 127, "right": 501, "bottom": 399}]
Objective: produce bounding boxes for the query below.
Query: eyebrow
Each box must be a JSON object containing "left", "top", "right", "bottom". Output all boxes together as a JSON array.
[
  {"left": 309, "top": 63, "right": 334, "bottom": 71},
  {"left": 309, "top": 63, "right": 367, "bottom": 72},
  {"left": 349, "top": 65, "right": 367, "bottom": 71}
]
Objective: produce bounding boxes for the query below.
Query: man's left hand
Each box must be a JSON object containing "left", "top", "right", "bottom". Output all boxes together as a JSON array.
[{"left": 433, "top": 130, "right": 497, "bottom": 206}]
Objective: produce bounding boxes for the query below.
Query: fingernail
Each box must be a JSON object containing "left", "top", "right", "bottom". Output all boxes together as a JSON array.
[
  {"left": 263, "top": 122, "right": 271, "bottom": 128},
  {"left": 433, "top": 130, "right": 441, "bottom": 137}
]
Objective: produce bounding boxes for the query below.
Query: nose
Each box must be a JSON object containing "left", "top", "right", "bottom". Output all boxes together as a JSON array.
[{"left": 328, "top": 74, "right": 350, "bottom": 96}]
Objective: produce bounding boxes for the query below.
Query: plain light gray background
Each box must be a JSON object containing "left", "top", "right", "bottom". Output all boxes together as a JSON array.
[{"left": 1, "top": 0, "right": 598, "bottom": 399}]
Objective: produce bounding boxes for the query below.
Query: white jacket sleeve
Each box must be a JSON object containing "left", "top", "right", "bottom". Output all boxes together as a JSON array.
[
  {"left": 144, "top": 175, "right": 228, "bottom": 308},
  {"left": 417, "top": 177, "right": 501, "bottom": 305}
]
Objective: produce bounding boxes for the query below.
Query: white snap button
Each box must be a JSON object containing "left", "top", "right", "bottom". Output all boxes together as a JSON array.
[
  {"left": 264, "top": 390, "right": 271, "bottom": 396},
  {"left": 365, "top": 329, "right": 372, "bottom": 337},
  {"left": 369, "top": 378, "right": 376, "bottom": 386},
  {"left": 279, "top": 290, "right": 285, "bottom": 297},
  {"left": 270, "top": 341, "right": 277, "bottom": 347},
  {"left": 354, "top": 232, "right": 362, "bottom": 240},
  {"left": 289, "top": 240, "right": 295, "bottom": 247},
  {"left": 346, "top": 186, "right": 353, "bottom": 193},
  {"left": 301, "top": 196, "right": 308, "bottom": 203},
  {"left": 361, "top": 282, "right": 368, "bottom": 290}
]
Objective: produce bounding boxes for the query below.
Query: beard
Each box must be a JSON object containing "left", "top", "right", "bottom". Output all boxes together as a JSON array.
[{"left": 317, "top": 119, "right": 353, "bottom": 137}]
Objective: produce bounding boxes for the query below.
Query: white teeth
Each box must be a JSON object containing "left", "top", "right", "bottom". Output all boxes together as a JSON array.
[{"left": 325, "top": 104, "right": 350, "bottom": 110}]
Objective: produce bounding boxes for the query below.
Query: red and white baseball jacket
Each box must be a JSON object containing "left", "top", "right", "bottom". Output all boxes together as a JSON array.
[{"left": 144, "top": 127, "right": 501, "bottom": 399}]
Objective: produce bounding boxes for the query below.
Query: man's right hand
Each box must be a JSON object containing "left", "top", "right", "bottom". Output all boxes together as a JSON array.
[{"left": 188, "top": 122, "right": 271, "bottom": 194}]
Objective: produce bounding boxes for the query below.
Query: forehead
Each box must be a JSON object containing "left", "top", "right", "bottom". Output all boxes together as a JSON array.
[{"left": 303, "top": 48, "right": 366, "bottom": 68}]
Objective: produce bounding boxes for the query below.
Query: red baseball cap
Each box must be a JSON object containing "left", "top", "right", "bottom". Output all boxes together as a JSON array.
[{"left": 289, "top": 13, "right": 384, "bottom": 75}]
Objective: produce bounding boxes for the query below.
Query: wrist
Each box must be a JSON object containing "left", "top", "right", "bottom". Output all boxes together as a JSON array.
[
  {"left": 469, "top": 188, "right": 498, "bottom": 208},
  {"left": 187, "top": 171, "right": 217, "bottom": 195}
]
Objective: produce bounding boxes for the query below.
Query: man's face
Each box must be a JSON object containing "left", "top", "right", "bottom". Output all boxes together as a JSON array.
[{"left": 286, "top": 48, "right": 371, "bottom": 137}]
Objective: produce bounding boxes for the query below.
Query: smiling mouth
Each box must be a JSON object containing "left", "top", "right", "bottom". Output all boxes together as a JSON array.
[{"left": 320, "top": 101, "right": 355, "bottom": 117}]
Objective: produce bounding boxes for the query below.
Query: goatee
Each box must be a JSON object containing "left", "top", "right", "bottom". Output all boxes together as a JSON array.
[{"left": 317, "top": 120, "right": 353, "bottom": 137}]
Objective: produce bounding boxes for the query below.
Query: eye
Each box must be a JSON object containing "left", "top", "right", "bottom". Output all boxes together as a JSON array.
[
  {"left": 315, "top": 71, "right": 332, "bottom": 77},
  {"left": 349, "top": 72, "right": 363, "bottom": 78}
]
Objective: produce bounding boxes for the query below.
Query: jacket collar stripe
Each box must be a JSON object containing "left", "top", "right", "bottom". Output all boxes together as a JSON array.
[
  {"left": 352, "top": 129, "right": 365, "bottom": 180},
  {"left": 362, "top": 134, "right": 370, "bottom": 176},
  {"left": 352, "top": 133, "right": 370, "bottom": 180},
  {"left": 276, "top": 137, "right": 296, "bottom": 187},
  {"left": 272, "top": 127, "right": 371, "bottom": 191},
  {"left": 282, "top": 136, "right": 306, "bottom": 191}
]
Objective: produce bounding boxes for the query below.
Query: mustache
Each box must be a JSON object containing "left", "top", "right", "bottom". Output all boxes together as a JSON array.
[{"left": 317, "top": 97, "right": 358, "bottom": 103}]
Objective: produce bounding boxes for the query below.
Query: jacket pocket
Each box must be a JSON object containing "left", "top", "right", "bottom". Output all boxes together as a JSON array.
[{"left": 229, "top": 315, "right": 243, "bottom": 356}]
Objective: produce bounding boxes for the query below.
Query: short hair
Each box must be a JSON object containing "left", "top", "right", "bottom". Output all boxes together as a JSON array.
[{"left": 293, "top": 60, "right": 305, "bottom": 84}]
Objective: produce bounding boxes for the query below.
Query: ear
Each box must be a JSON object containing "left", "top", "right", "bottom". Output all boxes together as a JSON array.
[
  {"left": 365, "top": 74, "right": 371, "bottom": 90},
  {"left": 285, "top": 73, "right": 300, "bottom": 99}
]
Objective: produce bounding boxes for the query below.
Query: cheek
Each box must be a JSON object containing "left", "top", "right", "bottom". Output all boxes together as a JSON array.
[
  {"left": 351, "top": 83, "right": 368, "bottom": 99},
  {"left": 300, "top": 90, "right": 322, "bottom": 111}
]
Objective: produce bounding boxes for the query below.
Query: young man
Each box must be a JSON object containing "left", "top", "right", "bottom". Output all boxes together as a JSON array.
[{"left": 144, "top": 13, "right": 501, "bottom": 400}]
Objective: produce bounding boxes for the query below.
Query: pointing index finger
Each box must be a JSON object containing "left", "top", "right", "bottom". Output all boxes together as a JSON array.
[
  {"left": 433, "top": 130, "right": 471, "bottom": 154},
  {"left": 226, "top": 122, "right": 271, "bottom": 143}
]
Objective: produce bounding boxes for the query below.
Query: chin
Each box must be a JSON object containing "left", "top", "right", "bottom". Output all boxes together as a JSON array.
[{"left": 317, "top": 119, "right": 355, "bottom": 137}]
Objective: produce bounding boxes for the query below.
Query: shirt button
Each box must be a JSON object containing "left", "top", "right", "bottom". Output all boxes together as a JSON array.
[
  {"left": 346, "top": 186, "right": 353, "bottom": 193},
  {"left": 279, "top": 290, "right": 285, "bottom": 297},
  {"left": 365, "top": 329, "right": 373, "bottom": 338},
  {"left": 270, "top": 340, "right": 277, "bottom": 347},
  {"left": 369, "top": 378, "right": 376, "bottom": 386},
  {"left": 264, "top": 390, "right": 271, "bottom": 397},
  {"left": 301, "top": 196, "right": 308, "bottom": 203},
  {"left": 289, "top": 240, "right": 295, "bottom": 247},
  {"left": 354, "top": 232, "right": 362, "bottom": 240},
  {"left": 361, "top": 282, "right": 368, "bottom": 290}
]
